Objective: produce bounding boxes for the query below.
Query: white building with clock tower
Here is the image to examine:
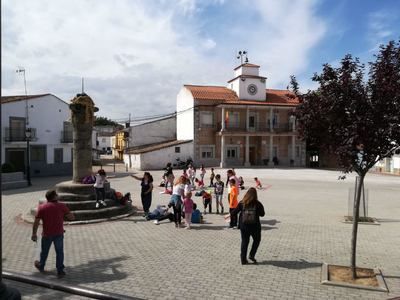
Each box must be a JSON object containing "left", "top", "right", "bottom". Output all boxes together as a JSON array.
[{"left": 176, "top": 61, "right": 306, "bottom": 168}]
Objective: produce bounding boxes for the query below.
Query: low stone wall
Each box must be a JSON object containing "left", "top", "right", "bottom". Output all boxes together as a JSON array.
[{"left": 1, "top": 172, "right": 28, "bottom": 190}]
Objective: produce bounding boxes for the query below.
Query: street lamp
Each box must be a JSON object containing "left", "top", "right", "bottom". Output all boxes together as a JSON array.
[{"left": 25, "top": 128, "right": 32, "bottom": 186}]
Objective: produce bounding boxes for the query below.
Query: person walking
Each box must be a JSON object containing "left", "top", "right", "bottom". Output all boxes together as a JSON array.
[
  {"left": 231, "top": 188, "right": 265, "bottom": 265},
  {"left": 200, "top": 164, "right": 206, "bottom": 182},
  {"left": 31, "top": 190, "right": 75, "bottom": 277},
  {"left": 186, "top": 164, "right": 195, "bottom": 186},
  {"left": 163, "top": 162, "right": 174, "bottom": 192},
  {"left": 132, "top": 172, "right": 154, "bottom": 217},
  {"left": 169, "top": 176, "right": 186, "bottom": 228},
  {"left": 94, "top": 169, "right": 107, "bottom": 208}
]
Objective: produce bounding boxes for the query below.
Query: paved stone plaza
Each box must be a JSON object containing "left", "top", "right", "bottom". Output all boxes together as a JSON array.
[{"left": 2, "top": 167, "right": 400, "bottom": 299}]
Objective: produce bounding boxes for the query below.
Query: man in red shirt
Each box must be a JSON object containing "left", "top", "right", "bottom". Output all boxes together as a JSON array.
[{"left": 31, "top": 190, "right": 74, "bottom": 277}]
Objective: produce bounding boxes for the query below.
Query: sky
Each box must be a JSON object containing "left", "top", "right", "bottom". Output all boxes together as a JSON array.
[{"left": 2, "top": 0, "right": 400, "bottom": 122}]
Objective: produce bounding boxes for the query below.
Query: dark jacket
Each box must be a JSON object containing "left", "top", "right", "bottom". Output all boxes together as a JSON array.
[{"left": 231, "top": 200, "right": 265, "bottom": 227}]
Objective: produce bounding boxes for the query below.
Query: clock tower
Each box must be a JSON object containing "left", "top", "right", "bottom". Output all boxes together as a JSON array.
[{"left": 227, "top": 62, "right": 267, "bottom": 101}]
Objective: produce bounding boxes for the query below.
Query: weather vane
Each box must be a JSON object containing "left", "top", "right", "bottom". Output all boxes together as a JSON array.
[{"left": 236, "top": 50, "right": 249, "bottom": 64}]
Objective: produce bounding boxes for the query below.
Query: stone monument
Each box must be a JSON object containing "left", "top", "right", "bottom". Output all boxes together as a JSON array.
[{"left": 27, "top": 93, "right": 133, "bottom": 223}]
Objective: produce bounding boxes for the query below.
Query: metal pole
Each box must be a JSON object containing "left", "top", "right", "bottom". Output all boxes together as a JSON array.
[{"left": 113, "top": 162, "right": 116, "bottom": 173}]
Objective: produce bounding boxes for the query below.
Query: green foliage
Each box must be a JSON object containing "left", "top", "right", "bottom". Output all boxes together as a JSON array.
[
  {"left": 94, "top": 116, "right": 121, "bottom": 127},
  {"left": 1, "top": 163, "right": 16, "bottom": 173}
]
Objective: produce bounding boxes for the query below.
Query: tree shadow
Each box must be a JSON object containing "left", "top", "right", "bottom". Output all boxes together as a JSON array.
[
  {"left": 260, "top": 219, "right": 280, "bottom": 226},
  {"left": 257, "top": 259, "right": 322, "bottom": 269},
  {"left": 190, "top": 224, "right": 228, "bottom": 230}
]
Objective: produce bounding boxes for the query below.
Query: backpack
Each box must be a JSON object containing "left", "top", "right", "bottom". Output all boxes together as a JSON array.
[{"left": 242, "top": 205, "right": 258, "bottom": 224}]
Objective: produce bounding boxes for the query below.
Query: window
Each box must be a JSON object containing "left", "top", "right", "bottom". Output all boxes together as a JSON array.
[
  {"left": 228, "top": 112, "right": 240, "bottom": 128},
  {"left": 175, "top": 147, "right": 181, "bottom": 153},
  {"left": 200, "top": 111, "right": 214, "bottom": 127},
  {"left": 226, "top": 146, "right": 239, "bottom": 159},
  {"left": 295, "top": 146, "right": 300, "bottom": 158},
  {"left": 272, "top": 113, "right": 279, "bottom": 128},
  {"left": 31, "top": 145, "right": 46, "bottom": 162},
  {"left": 9, "top": 117, "right": 26, "bottom": 141},
  {"left": 54, "top": 148, "right": 63, "bottom": 164},
  {"left": 200, "top": 146, "right": 214, "bottom": 159},
  {"left": 102, "top": 138, "right": 106, "bottom": 143}
]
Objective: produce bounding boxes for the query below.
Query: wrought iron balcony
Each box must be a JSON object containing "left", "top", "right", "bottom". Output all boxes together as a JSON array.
[
  {"left": 4, "top": 127, "right": 37, "bottom": 142},
  {"left": 61, "top": 130, "right": 73, "bottom": 143}
]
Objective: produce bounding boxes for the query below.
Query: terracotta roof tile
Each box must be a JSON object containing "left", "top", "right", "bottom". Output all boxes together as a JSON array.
[{"left": 184, "top": 85, "right": 299, "bottom": 106}]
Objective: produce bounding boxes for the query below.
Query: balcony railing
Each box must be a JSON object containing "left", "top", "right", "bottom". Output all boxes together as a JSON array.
[
  {"left": 61, "top": 130, "right": 73, "bottom": 143},
  {"left": 4, "top": 127, "right": 37, "bottom": 142},
  {"left": 216, "top": 122, "right": 292, "bottom": 133}
]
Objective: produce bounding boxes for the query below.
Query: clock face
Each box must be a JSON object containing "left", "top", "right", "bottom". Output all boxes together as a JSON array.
[{"left": 247, "top": 84, "right": 257, "bottom": 95}]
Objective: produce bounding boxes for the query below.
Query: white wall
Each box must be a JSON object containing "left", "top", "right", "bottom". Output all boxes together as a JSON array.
[
  {"left": 176, "top": 87, "right": 194, "bottom": 140},
  {"left": 98, "top": 135, "right": 112, "bottom": 150},
  {"left": 129, "top": 116, "right": 176, "bottom": 147},
  {"left": 1, "top": 94, "right": 72, "bottom": 164},
  {"left": 234, "top": 66, "right": 259, "bottom": 77},
  {"left": 123, "top": 142, "right": 194, "bottom": 170}
]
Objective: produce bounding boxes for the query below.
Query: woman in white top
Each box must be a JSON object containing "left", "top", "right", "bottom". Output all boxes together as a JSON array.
[{"left": 169, "top": 176, "right": 186, "bottom": 227}]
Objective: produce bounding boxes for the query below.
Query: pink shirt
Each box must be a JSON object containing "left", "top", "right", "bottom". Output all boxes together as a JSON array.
[{"left": 183, "top": 197, "right": 194, "bottom": 214}]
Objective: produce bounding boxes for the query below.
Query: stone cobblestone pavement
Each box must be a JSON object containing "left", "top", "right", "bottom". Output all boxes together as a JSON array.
[{"left": 2, "top": 167, "right": 400, "bottom": 299}]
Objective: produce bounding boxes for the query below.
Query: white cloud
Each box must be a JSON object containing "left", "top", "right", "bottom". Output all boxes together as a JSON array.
[
  {"left": 2, "top": 0, "right": 326, "bottom": 120},
  {"left": 367, "top": 10, "right": 397, "bottom": 51}
]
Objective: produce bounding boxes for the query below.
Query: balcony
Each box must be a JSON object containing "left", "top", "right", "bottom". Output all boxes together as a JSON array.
[
  {"left": 217, "top": 122, "right": 292, "bottom": 133},
  {"left": 4, "top": 127, "right": 37, "bottom": 142},
  {"left": 61, "top": 130, "right": 73, "bottom": 143},
  {"left": 272, "top": 123, "right": 291, "bottom": 133}
]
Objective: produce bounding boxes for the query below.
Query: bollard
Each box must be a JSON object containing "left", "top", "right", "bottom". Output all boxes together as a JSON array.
[
  {"left": 113, "top": 162, "right": 116, "bottom": 173},
  {"left": 126, "top": 164, "right": 128, "bottom": 172}
]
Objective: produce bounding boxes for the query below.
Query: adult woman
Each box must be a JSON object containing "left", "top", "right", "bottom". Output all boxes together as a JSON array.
[
  {"left": 132, "top": 172, "right": 153, "bottom": 217},
  {"left": 169, "top": 175, "right": 186, "bottom": 228},
  {"left": 231, "top": 188, "right": 265, "bottom": 265}
]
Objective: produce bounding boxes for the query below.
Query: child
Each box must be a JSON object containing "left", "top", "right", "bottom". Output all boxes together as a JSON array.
[
  {"left": 214, "top": 174, "right": 224, "bottom": 214},
  {"left": 195, "top": 178, "right": 205, "bottom": 189},
  {"left": 186, "top": 164, "right": 195, "bottom": 185},
  {"left": 201, "top": 190, "right": 212, "bottom": 214},
  {"left": 183, "top": 191, "right": 194, "bottom": 229},
  {"left": 94, "top": 169, "right": 107, "bottom": 208},
  {"left": 132, "top": 172, "right": 153, "bottom": 217},
  {"left": 191, "top": 203, "right": 201, "bottom": 223},
  {"left": 200, "top": 165, "right": 206, "bottom": 182},
  {"left": 209, "top": 168, "right": 215, "bottom": 187},
  {"left": 254, "top": 177, "right": 262, "bottom": 189},
  {"left": 228, "top": 178, "right": 239, "bottom": 228},
  {"left": 239, "top": 176, "right": 245, "bottom": 190}
]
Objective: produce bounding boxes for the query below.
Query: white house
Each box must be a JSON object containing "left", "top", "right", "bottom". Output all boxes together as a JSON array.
[{"left": 1, "top": 94, "right": 73, "bottom": 177}]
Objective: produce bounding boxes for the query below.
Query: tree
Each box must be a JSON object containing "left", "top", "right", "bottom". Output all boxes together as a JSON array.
[
  {"left": 94, "top": 116, "right": 121, "bottom": 127},
  {"left": 293, "top": 40, "right": 400, "bottom": 279}
]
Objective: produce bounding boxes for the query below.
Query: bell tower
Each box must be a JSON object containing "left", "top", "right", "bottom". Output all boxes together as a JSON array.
[{"left": 228, "top": 51, "right": 267, "bottom": 101}]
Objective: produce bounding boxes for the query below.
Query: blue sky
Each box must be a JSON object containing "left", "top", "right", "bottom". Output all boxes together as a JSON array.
[{"left": 2, "top": 0, "right": 400, "bottom": 121}]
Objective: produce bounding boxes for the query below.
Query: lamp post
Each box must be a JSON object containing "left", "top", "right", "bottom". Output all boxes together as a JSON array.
[{"left": 25, "top": 128, "right": 32, "bottom": 186}]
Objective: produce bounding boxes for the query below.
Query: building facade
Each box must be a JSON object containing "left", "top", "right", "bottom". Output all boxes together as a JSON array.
[
  {"left": 1, "top": 94, "right": 73, "bottom": 176},
  {"left": 177, "top": 63, "right": 306, "bottom": 167}
]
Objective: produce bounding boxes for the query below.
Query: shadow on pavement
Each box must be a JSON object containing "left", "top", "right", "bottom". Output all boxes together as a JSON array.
[
  {"left": 377, "top": 218, "right": 400, "bottom": 223},
  {"left": 190, "top": 225, "right": 228, "bottom": 230},
  {"left": 257, "top": 259, "right": 322, "bottom": 269},
  {"left": 260, "top": 219, "right": 280, "bottom": 226}
]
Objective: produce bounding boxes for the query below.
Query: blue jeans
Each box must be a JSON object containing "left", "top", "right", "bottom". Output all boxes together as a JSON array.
[{"left": 39, "top": 235, "right": 64, "bottom": 272}]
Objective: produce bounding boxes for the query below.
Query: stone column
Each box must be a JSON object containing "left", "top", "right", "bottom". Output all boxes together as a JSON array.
[
  {"left": 221, "top": 107, "right": 225, "bottom": 131},
  {"left": 269, "top": 135, "right": 274, "bottom": 166},
  {"left": 69, "top": 93, "right": 98, "bottom": 183},
  {"left": 220, "top": 135, "right": 225, "bottom": 168},
  {"left": 244, "top": 135, "right": 250, "bottom": 167}
]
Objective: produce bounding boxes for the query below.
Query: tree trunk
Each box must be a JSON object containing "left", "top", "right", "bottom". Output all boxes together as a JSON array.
[{"left": 350, "top": 174, "right": 365, "bottom": 279}]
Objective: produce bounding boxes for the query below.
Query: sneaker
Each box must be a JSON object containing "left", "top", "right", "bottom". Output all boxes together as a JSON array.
[
  {"left": 57, "top": 270, "right": 66, "bottom": 278},
  {"left": 95, "top": 202, "right": 100, "bottom": 208},
  {"left": 34, "top": 261, "right": 44, "bottom": 273},
  {"left": 185, "top": 226, "right": 191, "bottom": 230},
  {"left": 101, "top": 200, "right": 107, "bottom": 207},
  {"left": 249, "top": 257, "right": 258, "bottom": 264},
  {"left": 241, "top": 260, "right": 249, "bottom": 265},
  {"left": 154, "top": 220, "right": 159, "bottom": 225},
  {"left": 175, "top": 223, "right": 178, "bottom": 228}
]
